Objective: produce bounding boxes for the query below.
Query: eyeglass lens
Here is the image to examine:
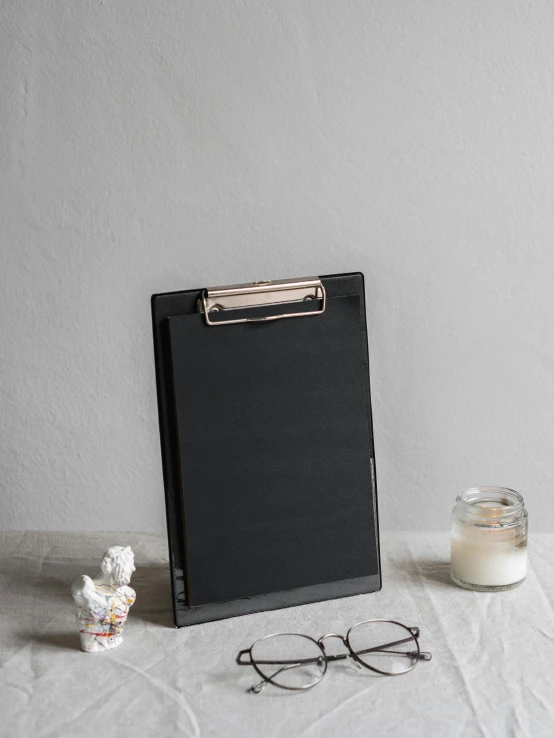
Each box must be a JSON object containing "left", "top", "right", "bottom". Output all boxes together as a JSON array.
[
  {"left": 347, "top": 620, "right": 418, "bottom": 674},
  {"left": 250, "top": 633, "right": 326, "bottom": 690}
]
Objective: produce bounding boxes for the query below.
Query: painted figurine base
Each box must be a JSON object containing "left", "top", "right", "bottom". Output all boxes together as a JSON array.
[{"left": 71, "top": 546, "right": 136, "bottom": 653}]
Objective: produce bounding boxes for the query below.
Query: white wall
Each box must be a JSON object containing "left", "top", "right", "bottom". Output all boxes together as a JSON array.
[{"left": 1, "top": 1, "right": 554, "bottom": 532}]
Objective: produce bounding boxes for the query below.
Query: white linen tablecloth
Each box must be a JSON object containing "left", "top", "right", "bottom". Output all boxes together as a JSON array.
[{"left": 1, "top": 531, "right": 552, "bottom": 738}]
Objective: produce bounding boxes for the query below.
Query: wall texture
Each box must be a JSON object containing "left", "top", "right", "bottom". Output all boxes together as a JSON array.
[{"left": 1, "top": 1, "right": 554, "bottom": 531}]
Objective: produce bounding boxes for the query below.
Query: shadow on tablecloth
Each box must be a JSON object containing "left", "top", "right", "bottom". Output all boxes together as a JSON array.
[{"left": 386, "top": 553, "right": 456, "bottom": 588}]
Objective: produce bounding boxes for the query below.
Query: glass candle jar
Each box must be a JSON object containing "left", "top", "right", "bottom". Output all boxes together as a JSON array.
[{"left": 451, "top": 487, "right": 528, "bottom": 591}]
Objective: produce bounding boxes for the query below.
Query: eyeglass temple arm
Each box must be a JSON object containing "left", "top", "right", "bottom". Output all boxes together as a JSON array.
[
  {"left": 237, "top": 636, "right": 432, "bottom": 668},
  {"left": 237, "top": 650, "right": 316, "bottom": 693},
  {"left": 406, "top": 627, "right": 431, "bottom": 659},
  {"left": 414, "top": 651, "right": 432, "bottom": 661},
  {"left": 249, "top": 661, "right": 313, "bottom": 694},
  {"left": 237, "top": 649, "right": 253, "bottom": 666},
  {"left": 327, "top": 651, "right": 431, "bottom": 662},
  {"left": 326, "top": 635, "right": 431, "bottom": 662},
  {"left": 237, "top": 628, "right": 421, "bottom": 664}
]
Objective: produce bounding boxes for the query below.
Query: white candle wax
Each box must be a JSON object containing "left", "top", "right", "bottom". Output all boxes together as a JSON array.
[{"left": 451, "top": 528, "right": 527, "bottom": 587}]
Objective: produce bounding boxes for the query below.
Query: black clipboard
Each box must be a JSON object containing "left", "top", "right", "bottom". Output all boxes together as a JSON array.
[{"left": 152, "top": 272, "right": 381, "bottom": 627}]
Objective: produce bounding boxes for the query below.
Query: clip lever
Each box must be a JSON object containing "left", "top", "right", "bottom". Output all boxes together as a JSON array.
[{"left": 200, "top": 277, "right": 326, "bottom": 326}]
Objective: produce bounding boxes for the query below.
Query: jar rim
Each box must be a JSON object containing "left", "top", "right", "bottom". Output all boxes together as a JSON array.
[{"left": 455, "top": 486, "right": 525, "bottom": 519}]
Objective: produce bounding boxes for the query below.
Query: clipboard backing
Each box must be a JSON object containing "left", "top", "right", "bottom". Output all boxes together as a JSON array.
[{"left": 152, "top": 272, "right": 381, "bottom": 626}]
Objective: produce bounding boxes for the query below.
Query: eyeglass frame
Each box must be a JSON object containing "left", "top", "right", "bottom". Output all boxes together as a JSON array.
[{"left": 237, "top": 619, "right": 432, "bottom": 693}]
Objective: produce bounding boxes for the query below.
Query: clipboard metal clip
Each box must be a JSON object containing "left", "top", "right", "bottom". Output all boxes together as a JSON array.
[{"left": 200, "top": 277, "right": 326, "bottom": 326}]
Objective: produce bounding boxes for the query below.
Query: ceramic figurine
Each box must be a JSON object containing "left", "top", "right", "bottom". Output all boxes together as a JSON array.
[{"left": 71, "top": 546, "right": 136, "bottom": 652}]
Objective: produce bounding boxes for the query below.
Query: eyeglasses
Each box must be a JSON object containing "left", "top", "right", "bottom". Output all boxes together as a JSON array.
[{"left": 237, "top": 619, "right": 432, "bottom": 693}]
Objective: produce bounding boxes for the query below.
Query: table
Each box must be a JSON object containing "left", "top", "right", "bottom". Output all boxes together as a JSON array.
[{"left": 1, "top": 532, "right": 552, "bottom": 737}]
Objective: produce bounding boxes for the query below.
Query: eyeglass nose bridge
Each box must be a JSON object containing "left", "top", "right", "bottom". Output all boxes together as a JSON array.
[{"left": 317, "top": 633, "right": 348, "bottom": 648}]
